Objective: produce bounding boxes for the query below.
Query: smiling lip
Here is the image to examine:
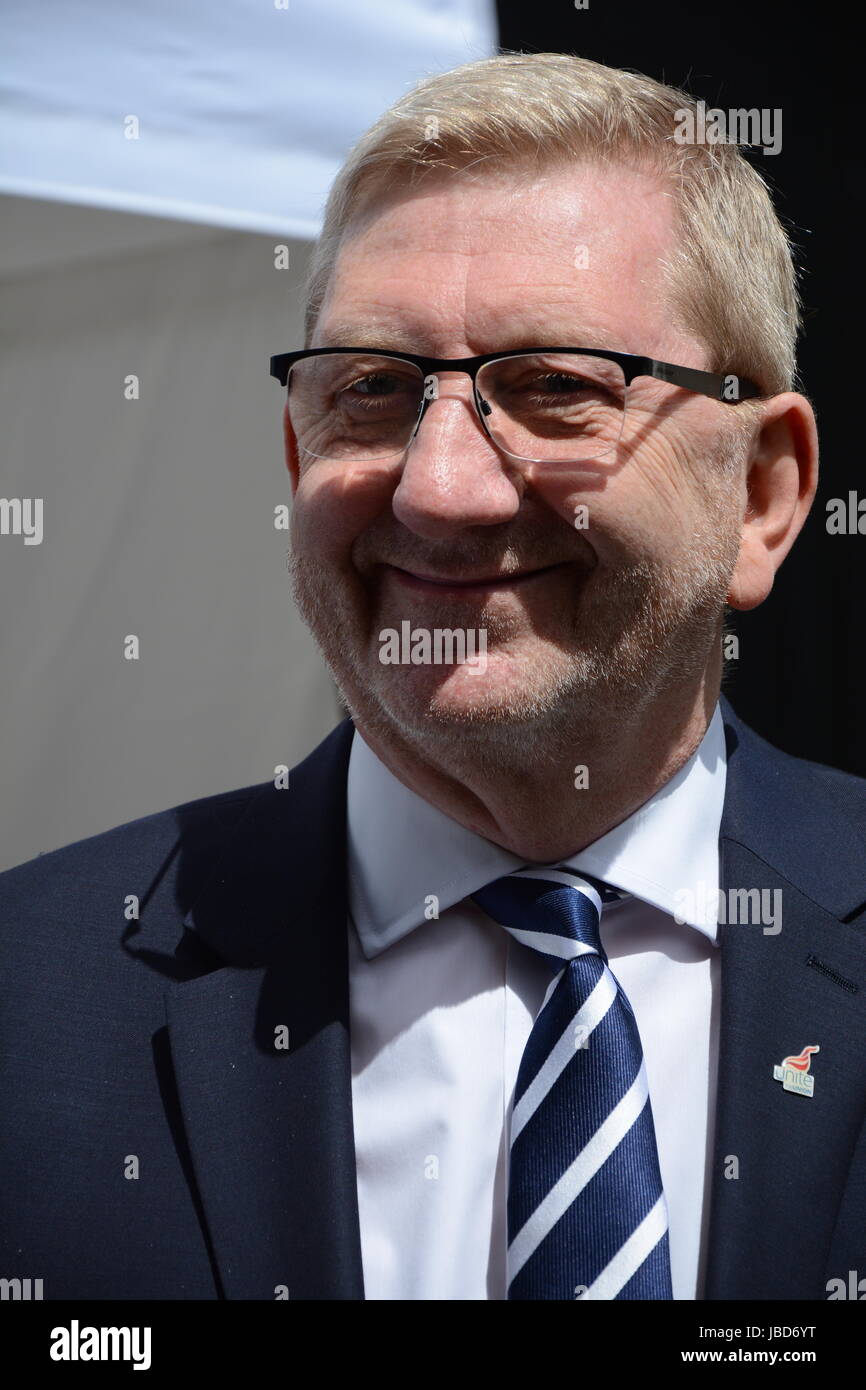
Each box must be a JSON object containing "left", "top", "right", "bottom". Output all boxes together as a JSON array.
[{"left": 385, "top": 562, "right": 566, "bottom": 593}]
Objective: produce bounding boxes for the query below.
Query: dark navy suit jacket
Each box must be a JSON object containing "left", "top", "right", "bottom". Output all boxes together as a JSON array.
[{"left": 2, "top": 695, "right": 865, "bottom": 1300}]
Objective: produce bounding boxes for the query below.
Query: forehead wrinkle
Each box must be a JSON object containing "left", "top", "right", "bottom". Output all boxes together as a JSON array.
[
  {"left": 319, "top": 272, "right": 630, "bottom": 358},
  {"left": 460, "top": 280, "right": 633, "bottom": 354},
  {"left": 318, "top": 170, "right": 678, "bottom": 359}
]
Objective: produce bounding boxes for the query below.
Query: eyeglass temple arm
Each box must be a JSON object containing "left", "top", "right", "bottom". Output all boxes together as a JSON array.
[{"left": 646, "top": 359, "right": 762, "bottom": 402}]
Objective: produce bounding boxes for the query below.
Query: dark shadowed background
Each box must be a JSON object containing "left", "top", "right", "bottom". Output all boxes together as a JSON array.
[{"left": 497, "top": 0, "right": 865, "bottom": 775}]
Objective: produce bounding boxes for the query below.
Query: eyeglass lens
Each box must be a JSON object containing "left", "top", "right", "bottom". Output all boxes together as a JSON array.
[{"left": 287, "top": 352, "right": 627, "bottom": 463}]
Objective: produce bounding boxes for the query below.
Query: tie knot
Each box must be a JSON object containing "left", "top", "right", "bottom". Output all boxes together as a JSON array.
[{"left": 472, "top": 867, "right": 612, "bottom": 972}]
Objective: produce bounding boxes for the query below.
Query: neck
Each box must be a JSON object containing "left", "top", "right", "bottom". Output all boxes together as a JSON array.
[{"left": 353, "top": 675, "right": 721, "bottom": 862}]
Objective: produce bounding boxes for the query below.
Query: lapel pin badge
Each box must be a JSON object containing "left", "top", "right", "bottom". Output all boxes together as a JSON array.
[{"left": 773, "top": 1045, "right": 820, "bottom": 1097}]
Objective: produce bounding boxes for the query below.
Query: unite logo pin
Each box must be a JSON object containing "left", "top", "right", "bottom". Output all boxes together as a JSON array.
[{"left": 773, "top": 1045, "right": 820, "bottom": 1097}]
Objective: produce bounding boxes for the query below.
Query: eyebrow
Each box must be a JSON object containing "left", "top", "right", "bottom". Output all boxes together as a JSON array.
[
  {"left": 315, "top": 323, "right": 426, "bottom": 351},
  {"left": 315, "top": 322, "right": 624, "bottom": 354}
]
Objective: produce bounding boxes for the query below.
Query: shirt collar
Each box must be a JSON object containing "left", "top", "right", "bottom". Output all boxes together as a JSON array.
[{"left": 347, "top": 703, "right": 727, "bottom": 959}]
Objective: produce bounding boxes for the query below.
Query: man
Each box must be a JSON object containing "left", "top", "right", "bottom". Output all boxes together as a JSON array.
[{"left": 1, "top": 52, "right": 864, "bottom": 1302}]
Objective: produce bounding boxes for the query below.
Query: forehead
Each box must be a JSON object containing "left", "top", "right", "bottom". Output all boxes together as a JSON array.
[{"left": 314, "top": 161, "right": 694, "bottom": 362}]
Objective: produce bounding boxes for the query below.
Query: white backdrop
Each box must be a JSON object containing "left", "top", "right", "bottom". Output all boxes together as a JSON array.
[
  {"left": 0, "top": 1, "right": 497, "bottom": 871},
  {"left": 1, "top": 0, "right": 496, "bottom": 234}
]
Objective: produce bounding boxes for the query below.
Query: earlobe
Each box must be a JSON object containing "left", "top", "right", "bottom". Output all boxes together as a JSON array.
[{"left": 726, "top": 547, "right": 774, "bottom": 611}]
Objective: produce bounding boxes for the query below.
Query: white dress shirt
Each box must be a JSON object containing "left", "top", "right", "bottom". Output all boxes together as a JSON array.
[{"left": 347, "top": 705, "right": 726, "bottom": 1300}]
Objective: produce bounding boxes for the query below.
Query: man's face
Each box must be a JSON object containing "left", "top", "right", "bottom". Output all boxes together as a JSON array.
[{"left": 285, "top": 162, "right": 747, "bottom": 751}]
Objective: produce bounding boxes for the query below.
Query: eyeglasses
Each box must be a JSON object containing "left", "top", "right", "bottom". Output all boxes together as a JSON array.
[{"left": 269, "top": 347, "right": 762, "bottom": 465}]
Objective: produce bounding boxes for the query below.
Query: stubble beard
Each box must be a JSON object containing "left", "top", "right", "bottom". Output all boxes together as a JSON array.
[{"left": 288, "top": 437, "right": 747, "bottom": 776}]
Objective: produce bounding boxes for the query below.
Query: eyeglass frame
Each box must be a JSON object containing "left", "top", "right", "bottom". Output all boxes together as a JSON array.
[{"left": 270, "top": 345, "right": 762, "bottom": 461}]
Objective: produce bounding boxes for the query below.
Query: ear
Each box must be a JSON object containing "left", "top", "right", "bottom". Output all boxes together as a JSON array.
[
  {"left": 726, "top": 392, "right": 819, "bottom": 611},
  {"left": 283, "top": 400, "right": 300, "bottom": 495}
]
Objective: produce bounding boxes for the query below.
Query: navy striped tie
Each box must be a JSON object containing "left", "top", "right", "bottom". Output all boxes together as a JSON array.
[{"left": 473, "top": 866, "right": 673, "bottom": 1300}]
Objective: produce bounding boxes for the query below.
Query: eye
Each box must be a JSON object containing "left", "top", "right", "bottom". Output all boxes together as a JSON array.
[
  {"left": 513, "top": 370, "right": 613, "bottom": 406},
  {"left": 337, "top": 368, "right": 422, "bottom": 420},
  {"left": 347, "top": 372, "right": 405, "bottom": 398},
  {"left": 534, "top": 372, "right": 595, "bottom": 396}
]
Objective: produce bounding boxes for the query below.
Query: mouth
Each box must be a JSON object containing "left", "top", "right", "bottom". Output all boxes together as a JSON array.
[{"left": 382, "top": 562, "right": 569, "bottom": 595}]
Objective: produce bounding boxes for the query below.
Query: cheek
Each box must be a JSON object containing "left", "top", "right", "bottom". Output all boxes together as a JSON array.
[
  {"left": 540, "top": 453, "right": 707, "bottom": 571},
  {"left": 292, "top": 458, "right": 400, "bottom": 558},
  {"left": 525, "top": 471, "right": 595, "bottom": 534},
  {"left": 627, "top": 419, "right": 721, "bottom": 519}
]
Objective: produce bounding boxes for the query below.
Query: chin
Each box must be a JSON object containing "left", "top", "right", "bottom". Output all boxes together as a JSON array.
[{"left": 366, "top": 649, "right": 580, "bottom": 735}]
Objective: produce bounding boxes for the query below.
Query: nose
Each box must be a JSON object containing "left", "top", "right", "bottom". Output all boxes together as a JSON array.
[{"left": 390, "top": 376, "right": 523, "bottom": 540}]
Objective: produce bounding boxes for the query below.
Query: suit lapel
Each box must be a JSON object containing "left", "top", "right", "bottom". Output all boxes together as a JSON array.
[
  {"left": 165, "top": 718, "right": 364, "bottom": 1299},
  {"left": 705, "top": 699, "right": 866, "bottom": 1298}
]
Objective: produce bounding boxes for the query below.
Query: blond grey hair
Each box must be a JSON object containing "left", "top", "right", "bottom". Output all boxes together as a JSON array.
[{"left": 304, "top": 51, "right": 802, "bottom": 403}]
